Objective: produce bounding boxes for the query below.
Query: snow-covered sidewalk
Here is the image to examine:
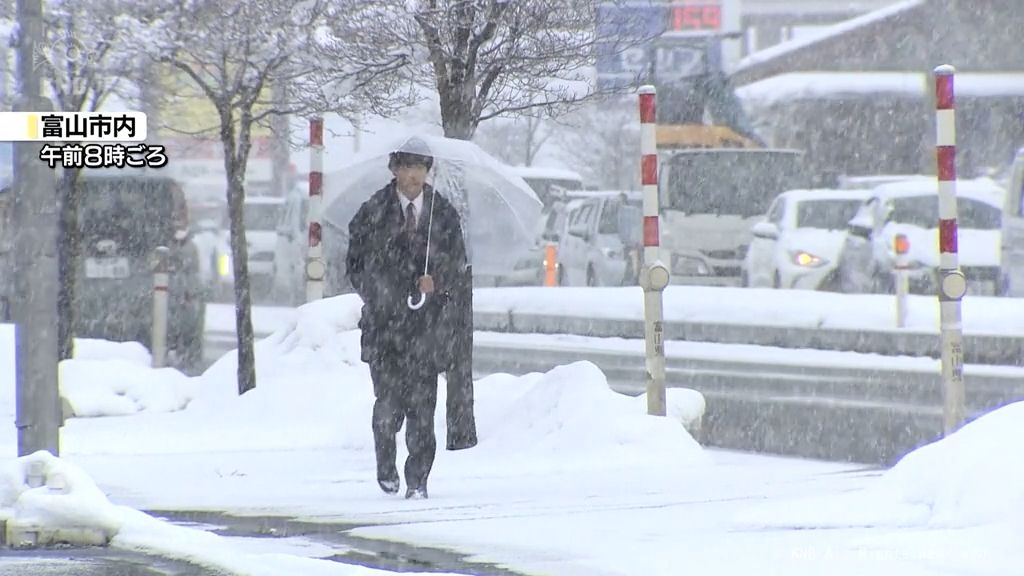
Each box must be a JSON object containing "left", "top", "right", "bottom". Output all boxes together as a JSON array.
[{"left": 2, "top": 294, "right": 1022, "bottom": 575}]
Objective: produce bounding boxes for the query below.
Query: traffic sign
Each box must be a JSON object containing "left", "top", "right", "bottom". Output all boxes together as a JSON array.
[{"left": 596, "top": 0, "right": 727, "bottom": 90}]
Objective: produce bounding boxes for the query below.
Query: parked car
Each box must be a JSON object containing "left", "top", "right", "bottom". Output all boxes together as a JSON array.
[
  {"left": 213, "top": 196, "right": 285, "bottom": 301},
  {"left": 831, "top": 178, "right": 1007, "bottom": 296},
  {"left": 1001, "top": 148, "right": 1024, "bottom": 296},
  {"left": 74, "top": 173, "right": 205, "bottom": 370},
  {"left": 557, "top": 191, "right": 642, "bottom": 286},
  {"left": 273, "top": 185, "right": 309, "bottom": 305},
  {"left": 742, "top": 188, "right": 869, "bottom": 289}
]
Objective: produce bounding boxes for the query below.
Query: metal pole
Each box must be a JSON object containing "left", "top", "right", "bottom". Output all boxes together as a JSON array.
[
  {"left": 151, "top": 246, "right": 170, "bottom": 368},
  {"left": 305, "top": 117, "right": 325, "bottom": 302},
  {"left": 638, "top": 86, "right": 670, "bottom": 417},
  {"left": 934, "top": 64, "right": 966, "bottom": 436},
  {"left": 13, "top": 0, "right": 61, "bottom": 456}
]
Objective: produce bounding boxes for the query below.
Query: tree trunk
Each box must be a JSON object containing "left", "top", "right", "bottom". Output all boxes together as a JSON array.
[
  {"left": 440, "top": 92, "right": 477, "bottom": 141},
  {"left": 57, "top": 168, "right": 81, "bottom": 361},
  {"left": 222, "top": 119, "right": 257, "bottom": 395}
]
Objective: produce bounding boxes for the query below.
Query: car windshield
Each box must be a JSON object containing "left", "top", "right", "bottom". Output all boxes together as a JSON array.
[
  {"left": 889, "top": 195, "right": 1002, "bottom": 230},
  {"left": 78, "top": 178, "right": 175, "bottom": 256},
  {"left": 244, "top": 203, "right": 282, "bottom": 231},
  {"left": 795, "top": 199, "right": 864, "bottom": 230},
  {"left": 662, "top": 151, "right": 807, "bottom": 217}
]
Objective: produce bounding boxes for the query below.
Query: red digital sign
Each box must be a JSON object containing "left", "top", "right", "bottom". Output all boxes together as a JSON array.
[{"left": 670, "top": 3, "right": 722, "bottom": 31}]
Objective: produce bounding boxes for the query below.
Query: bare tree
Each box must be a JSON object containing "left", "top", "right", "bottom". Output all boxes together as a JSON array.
[
  {"left": 556, "top": 96, "right": 639, "bottom": 190},
  {"left": 127, "top": 0, "right": 409, "bottom": 394},
  {"left": 400, "top": 0, "right": 652, "bottom": 140},
  {"left": 474, "top": 114, "right": 552, "bottom": 166}
]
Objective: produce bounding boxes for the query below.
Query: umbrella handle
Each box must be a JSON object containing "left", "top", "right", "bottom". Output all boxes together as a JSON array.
[{"left": 407, "top": 292, "right": 426, "bottom": 310}]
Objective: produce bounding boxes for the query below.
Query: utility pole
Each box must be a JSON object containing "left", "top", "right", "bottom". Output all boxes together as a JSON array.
[
  {"left": 270, "top": 81, "right": 289, "bottom": 197},
  {"left": 13, "top": 0, "right": 61, "bottom": 456}
]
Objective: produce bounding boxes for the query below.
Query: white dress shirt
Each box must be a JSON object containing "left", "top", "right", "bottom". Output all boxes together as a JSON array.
[{"left": 397, "top": 189, "right": 424, "bottom": 228}]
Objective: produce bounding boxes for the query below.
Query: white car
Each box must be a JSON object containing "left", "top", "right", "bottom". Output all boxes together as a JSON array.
[
  {"left": 272, "top": 186, "right": 309, "bottom": 305},
  {"left": 742, "top": 189, "right": 870, "bottom": 290},
  {"left": 834, "top": 178, "right": 1007, "bottom": 296},
  {"left": 213, "top": 196, "right": 285, "bottom": 300}
]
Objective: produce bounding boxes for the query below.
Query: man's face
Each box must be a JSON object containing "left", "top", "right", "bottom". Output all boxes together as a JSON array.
[{"left": 394, "top": 162, "right": 429, "bottom": 198}]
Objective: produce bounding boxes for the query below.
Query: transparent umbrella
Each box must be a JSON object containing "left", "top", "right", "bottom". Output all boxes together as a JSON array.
[{"left": 322, "top": 134, "right": 544, "bottom": 283}]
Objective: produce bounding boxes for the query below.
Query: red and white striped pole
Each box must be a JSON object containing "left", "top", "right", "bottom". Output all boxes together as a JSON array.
[
  {"left": 305, "top": 117, "right": 325, "bottom": 302},
  {"left": 639, "top": 85, "right": 670, "bottom": 417},
  {"left": 934, "top": 64, "right": 966, "bottom": 435}
]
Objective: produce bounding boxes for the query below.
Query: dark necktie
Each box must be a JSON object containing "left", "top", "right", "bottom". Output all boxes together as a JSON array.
[{"left": 404, "top": 202, "right": 416, "bottom": 236}]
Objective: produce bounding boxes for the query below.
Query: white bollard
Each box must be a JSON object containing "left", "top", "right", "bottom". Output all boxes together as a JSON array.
[
  {"left": 306, "top": 117, "right": 325, "bottom": 302},
  {"left": 893, "top": 234, "right": 910, "bottom": 328},
  {"left": 934, "top": 64, "right": 966, "bottom": 435},
  {"left": 151, "top": 246, "right": 170, "bottom": 368},
  {"left": 638, "top": 86, "right": 670, "bottom": 417}
]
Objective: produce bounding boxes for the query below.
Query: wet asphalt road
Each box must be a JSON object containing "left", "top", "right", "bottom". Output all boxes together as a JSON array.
[
  {"left": 0, "top": 547, "right": 224, "bottom": 576},
  {"left": 1, "top": 510, "right": 526, "bottom": 576}
]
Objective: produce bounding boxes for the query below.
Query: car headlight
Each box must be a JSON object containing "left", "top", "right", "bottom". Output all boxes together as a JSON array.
[
  {"left": 790, "top": 250, "right": 828, "bottom": 268},
  {"left": 672, "top": 255, "right": 709, "bottom": 275},
  {"left": 217, "top": 253, "right": 231, "bottom": 277}
]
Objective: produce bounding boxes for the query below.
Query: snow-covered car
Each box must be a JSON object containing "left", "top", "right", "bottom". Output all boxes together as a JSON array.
[
  {"left": 832, "top": 178, "right": 1007, "bottom": 296},
  {"left": 742, "top": 189, "right": 869, "bottom": 290}
]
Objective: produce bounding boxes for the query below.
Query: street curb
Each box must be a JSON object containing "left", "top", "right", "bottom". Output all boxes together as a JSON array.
[{"left": 3, "top": 521, "right": 111, "bottom": 549}]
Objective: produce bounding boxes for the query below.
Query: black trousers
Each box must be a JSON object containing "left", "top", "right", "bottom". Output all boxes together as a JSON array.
[{"left": 370, "top": 359, "right": 439, "bottom": 490}]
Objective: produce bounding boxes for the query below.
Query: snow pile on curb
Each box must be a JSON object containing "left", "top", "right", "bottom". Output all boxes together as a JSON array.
[
  {"left": 1, "top": 451, "right": 121, "bottom": 547},
  {"left": 0, "top": 452, "right": 468, "bottom": 574},
  {"left": 733, "top": 401, "right": 1024, "bottom": 529},
  {"left": 876, "top": 400, "right": 1024, "bottom": 526}
]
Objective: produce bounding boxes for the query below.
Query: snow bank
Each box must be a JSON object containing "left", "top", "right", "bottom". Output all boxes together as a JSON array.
[
  {"left": 59, "top": 359, "right": 198, "bottom": 418},
  {"left": 0, "top": 451, "right": 123, "bottom": 538},
  {"left": 1, "top": 326, "right": 197, "bottom": 423},
  {"left": 734, "top": 401, "right": 1024, "bottom": 530},
  {"left": 475, "top": 361, "right": 704, "bottom": 467},
  {"left": 876, "top": 401, "right": 1024, "bottom": 527},
  {"left": 473, "top": 285, "right": 1024, "bottom": 336},
  {"left": 63, "top": 294, "right": 705, "bottom": 467},
  {"left": 0, "top": 452, "right": 456, "bottom": 575}
]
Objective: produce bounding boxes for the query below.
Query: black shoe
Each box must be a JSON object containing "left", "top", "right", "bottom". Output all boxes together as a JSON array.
[
  {"left": 378, "top": 478, "right": 400, "bottom": 495},
  {"left": 405, "top": 486, "right": 428, "bottom": 500}
]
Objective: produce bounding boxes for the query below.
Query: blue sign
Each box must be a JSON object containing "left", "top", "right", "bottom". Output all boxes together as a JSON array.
[{"left": 596, "top": 2, "right": 668, "bottom": 90}]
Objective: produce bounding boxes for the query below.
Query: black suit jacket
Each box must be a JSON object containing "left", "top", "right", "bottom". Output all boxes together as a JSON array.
[{"left": 346, "top": 181, "right": 467, "bottom": 374}]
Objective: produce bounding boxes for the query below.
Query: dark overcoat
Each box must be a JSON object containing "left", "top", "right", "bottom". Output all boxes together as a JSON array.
[{"left": 346, "top": 181, "right": 466, "bottom": 375}]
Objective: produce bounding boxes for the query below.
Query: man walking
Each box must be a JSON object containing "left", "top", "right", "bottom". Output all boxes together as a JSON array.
[{"left": 346, "top": 137, "right": 467, "bottom": 499}]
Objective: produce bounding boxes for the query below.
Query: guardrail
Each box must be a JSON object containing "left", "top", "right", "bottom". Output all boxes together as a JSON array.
[
  {"left": 473, "top": 310, "right": 1024, "bottom": 366},
  {"left": 472, "top": 336, "right": 1024, "bottom": 465},
  {"left": 203, "top": 323, "right": 1024, "bottom": 465}
]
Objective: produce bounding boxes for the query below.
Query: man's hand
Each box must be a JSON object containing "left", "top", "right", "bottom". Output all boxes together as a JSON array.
[{"left": 418, "top": 274, "right": 435, "bottom": 294}]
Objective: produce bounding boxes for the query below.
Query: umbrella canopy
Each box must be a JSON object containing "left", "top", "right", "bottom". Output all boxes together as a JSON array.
[{"left": 322, "top": 134, "right": 544, "bottom": 278}]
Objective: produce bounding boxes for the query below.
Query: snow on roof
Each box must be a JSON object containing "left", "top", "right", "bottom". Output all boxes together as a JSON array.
[
  {"left": 734, "top": 0, "right": 926, "bottom": 72},
  {"left": 779, "top": 188, "right": 873, "bottom": 203},
  {"left": 871, "top": 178, "right": 1006, "bottom": 207},
  {"left": 738, "top": 72, "right": 1024, "bottom": 105},
  {"left": 837, "top": 174, "right": 934, "bottom": 190},
  {"left": 506, "top": 165, "right": 583, "bottom": 182}
]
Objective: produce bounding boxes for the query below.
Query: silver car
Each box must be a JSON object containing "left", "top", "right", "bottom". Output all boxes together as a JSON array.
[{"left": 557, "top": 191, "right": 642, "bottom": 287}]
